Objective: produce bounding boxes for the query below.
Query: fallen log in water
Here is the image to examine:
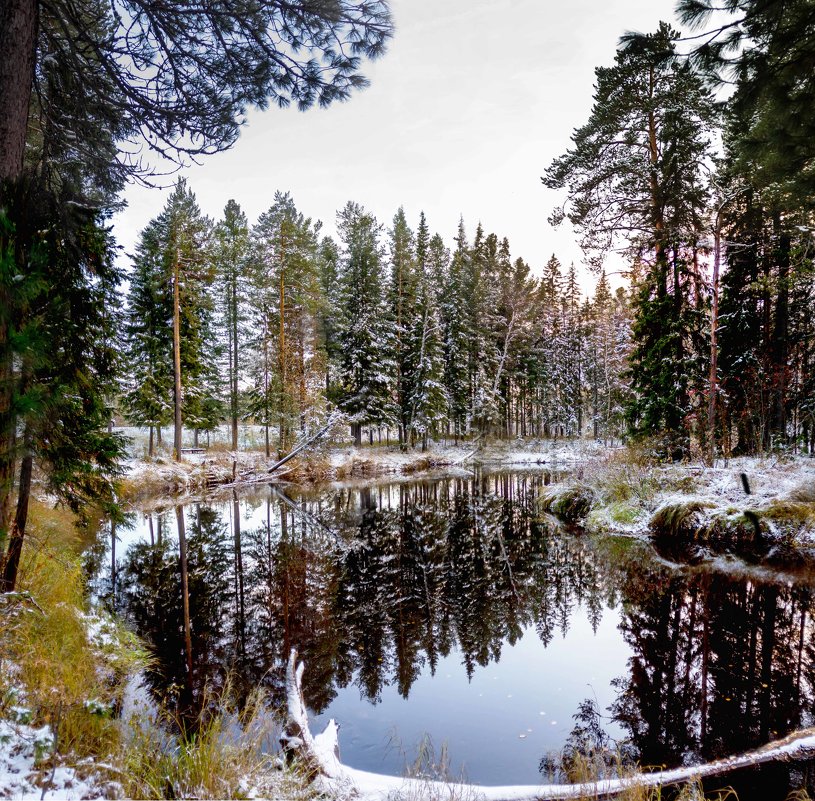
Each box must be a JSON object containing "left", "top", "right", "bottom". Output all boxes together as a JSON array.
[{"left": 283, "top": 649, "right": 815, "bottom": 800}]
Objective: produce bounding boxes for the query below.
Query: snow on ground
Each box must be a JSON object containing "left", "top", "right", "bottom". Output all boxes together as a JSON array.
[
  {"left": 118, "top": 427, "right": 612, "bottom": 500},
  {"left": 578, "top": 452, "right": 815, "bottom": 542},
  {"left": 0, "top": 716, "right": 115, "bottom": 800}
]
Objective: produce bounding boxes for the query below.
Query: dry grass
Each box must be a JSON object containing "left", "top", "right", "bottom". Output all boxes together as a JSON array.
[
  {"left": 763, "top": 501, "right": 815, "bottom": 531},
  {"left": 539, "top": 484, "right": 596, "bottom": 523},
  {"left": 0, "top": 502, "right": 143, "bottom": 764},
  {"left": 122, "top": 686, "right": 311, "bottom": 800}
]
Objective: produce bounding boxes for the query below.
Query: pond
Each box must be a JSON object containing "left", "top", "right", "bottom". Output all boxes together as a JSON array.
[{"left": 88, "top": 469, "right": 815, "bottom": 795}]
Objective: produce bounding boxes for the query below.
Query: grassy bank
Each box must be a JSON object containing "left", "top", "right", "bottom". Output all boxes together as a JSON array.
[
  {"left": 0, "top": 500, "right": 310, "bottom": 799},
  {"left": 539, "top": 447, "right": 815, "bottom": 568}
]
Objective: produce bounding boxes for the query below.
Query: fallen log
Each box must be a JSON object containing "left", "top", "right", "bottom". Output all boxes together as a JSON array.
[
  {"left": 283, "top": 649, "right": 815, "bottom": 801},
  {"left": 268, "top": 411, "right": 343, "bottom": 477}
]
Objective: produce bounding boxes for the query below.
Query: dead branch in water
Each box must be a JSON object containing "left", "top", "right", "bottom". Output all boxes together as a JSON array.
[{"left": 283, "top": 649, "right": 815, "bottom": 800}]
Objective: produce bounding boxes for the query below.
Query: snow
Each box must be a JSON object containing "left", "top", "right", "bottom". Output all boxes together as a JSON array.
[
  {"left": 0, "top": 718, "right": 114, "bottom": 800},
  {"left": 119, "top": 435, "right": 603, "bottom": 504},
  {"left": 581, "top": 453, "right": 815, "bottom": 545}
]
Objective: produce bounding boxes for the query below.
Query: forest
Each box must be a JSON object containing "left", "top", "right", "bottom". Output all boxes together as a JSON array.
[
  {"left": 2, "top": 0, "right": 815, "bottom": 799},
  {"left": 117, "top": 16, "right": 815, "bottom": 468},
  {"left": 123, "top": 186, "right": 632, "bottom": 455}
]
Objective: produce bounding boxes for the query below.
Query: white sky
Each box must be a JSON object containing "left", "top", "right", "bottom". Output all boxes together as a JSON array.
[{"left": 113, "top": 0, "right": 679, "bottom": 292}]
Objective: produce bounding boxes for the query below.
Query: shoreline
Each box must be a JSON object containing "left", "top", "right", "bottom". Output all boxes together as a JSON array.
[{"left": 118, "top": 437, "right": 603, "bottom": 506}]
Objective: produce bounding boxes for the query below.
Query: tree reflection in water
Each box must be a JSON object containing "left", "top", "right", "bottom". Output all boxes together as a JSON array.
[{"left": 111, "top": 471, "right": 815, "bottom": 790}]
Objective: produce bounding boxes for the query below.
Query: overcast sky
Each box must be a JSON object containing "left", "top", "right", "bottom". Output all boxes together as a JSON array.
[{"left": 113, "top": 0, "right": 680, "bottom": 291}]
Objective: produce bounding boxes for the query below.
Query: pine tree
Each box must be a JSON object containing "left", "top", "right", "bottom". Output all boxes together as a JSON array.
[
  {"left": 1, "top": 202, "right": 126, "bottom": 591},
  {"left": 466, "top": 224, "right": 498, "bottom": 431},
  {"left": 545, "top": 22, "right": 715, "bottom": 458},
  {"left": 250, "top": 192, "right": 324, "bottom": 454},
  {"left": 122, "top": 219, "right": 174, "bottom": 455},
  {"left": 124, "top": 180, "right": 214, "bottom": 460},
  {"left": 490, "top": 244, "right": 538, "bottom": 437},
  {"left": 537, "top": 254, "right": 565, "bottom": 436},
  {"left": 386, "top": 208, "right": 420, "bottom": 449},
  {"left": 438, "top": 221, "right": 470, "bottom": 441},
  {"left": 403, "top": 212, "right": 447, "bottom": 448},
  {"left": 316, "top": 236, "right": 342, "bottom": 404}
]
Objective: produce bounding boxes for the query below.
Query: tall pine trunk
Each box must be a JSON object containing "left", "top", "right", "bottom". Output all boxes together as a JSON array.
[
  {"left": 173, "top": 249, "right": 184, "bottom": 461},
  {"left": 231, "top": 274, "right": 239, "bottom": 451},
  {"left": 0, "top": 423, "right": 32, "bottom": 593},
  {"left": 0, "top": 0, "right": 37, "bottom": 188}
]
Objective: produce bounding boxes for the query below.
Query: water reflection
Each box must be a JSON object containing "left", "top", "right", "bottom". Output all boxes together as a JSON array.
[
  {"left": 98, "top": 471, "right": 815, "bottom": 792},
  {"left": 613, "top": 566, "right": 815, "bottom": 767}
]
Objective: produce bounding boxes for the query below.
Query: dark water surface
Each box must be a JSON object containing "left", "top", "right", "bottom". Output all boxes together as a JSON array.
[{"left": 89, "top": 470, "right": 815, "bottom": 793}]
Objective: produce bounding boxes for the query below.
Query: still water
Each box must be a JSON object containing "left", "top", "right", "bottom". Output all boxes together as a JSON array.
[{"left": 88, "top": 470, "right": 815, "bottom": 792}]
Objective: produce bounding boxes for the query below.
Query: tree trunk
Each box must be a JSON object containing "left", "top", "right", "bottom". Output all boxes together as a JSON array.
[
  {"left": 0, "top": 426, "right": 32, "bottom": 593},
  {"left": 278, "top": 232, "right": 287, "bottom": 455},
  {"left": 173, "top": 249, "right": 184, "bottom": 461},
  {"left": 231, "top": 274, "right": 239, "bottom": 451},
  {"left": 0, "top": 227, "right": 16, "bottom": 558},
  {"left": 0, "top": 0, "right": 37, "bottom": 188},
  {"left": 771, "top": 217, "right": 790, "bottom": 444},
  {"left": 708, "top": 215, "right": 722, "bottom": 465},
  {"left": 110, "top": 519, "right": 117, "bottom": 603},
  {"left": 233, "top": 490, "right": 246, "bottom": 659}
]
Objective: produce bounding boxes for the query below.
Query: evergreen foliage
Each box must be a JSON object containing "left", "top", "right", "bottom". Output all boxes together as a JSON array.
[
  {"left": 545, "top": 22, "right": 715, "bottom": 458},
  {"left": 335, "top": 202, "right": 395, "bottom": 445}
]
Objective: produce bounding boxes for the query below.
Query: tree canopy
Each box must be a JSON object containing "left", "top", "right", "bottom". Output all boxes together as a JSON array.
[{"left": 0, "top": 0, "right": 393, "bottom": 190}]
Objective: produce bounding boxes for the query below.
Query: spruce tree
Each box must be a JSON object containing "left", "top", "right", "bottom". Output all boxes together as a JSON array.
[
  {"left": 213, "top": 200, "right": 251, "bottom": 450},
  {"left": 335, "top": 201, "right": 395, "bottom": 445}
]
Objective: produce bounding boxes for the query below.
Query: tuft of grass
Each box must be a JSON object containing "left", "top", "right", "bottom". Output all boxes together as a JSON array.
[
  {"left": 383, "top": 729, "right": 480, "bottom": 801},
  {"left": 650, "top": 501, "right": 715, "bottom": 539},
  {"left": 609, "top": 501, "right": 642, "bottom": 526},
  {"left": 762, "top": 501, "right": 815, "bottom": 532},
  {"left": 540, "top": 485, "right": 595, "bottom": 523},
  {"left": 122, "top": 685, "right": 313, "bottom": 800},
  {"left": 787, "top": 483, "right": 815, "bottom": 503}
]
